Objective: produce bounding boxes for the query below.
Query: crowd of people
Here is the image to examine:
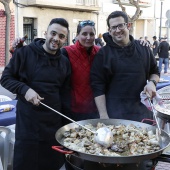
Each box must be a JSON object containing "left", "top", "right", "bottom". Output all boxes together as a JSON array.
[
  {"left": 0, "top": 11, "right": 161, "bottom": 170},
  {"left": 140, "top": 35, "right": 170, "bottom": 74}
]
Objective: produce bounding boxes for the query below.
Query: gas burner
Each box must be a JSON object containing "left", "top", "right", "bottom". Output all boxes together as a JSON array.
[{"left": 65, "top": 155, "right": 157, "bottom": 170}]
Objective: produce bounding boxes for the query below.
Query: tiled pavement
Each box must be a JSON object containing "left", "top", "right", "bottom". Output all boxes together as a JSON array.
[{"left": 155, "top": 161, "right": 170, "bottom": 170}]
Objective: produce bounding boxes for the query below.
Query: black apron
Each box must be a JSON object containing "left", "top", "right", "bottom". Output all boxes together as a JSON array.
[
  {"left": 106, "top": 46, "right": 153, "bottom": 122},
  {"left": 14, "top": 57, "right": 65, "bottom": 170}
]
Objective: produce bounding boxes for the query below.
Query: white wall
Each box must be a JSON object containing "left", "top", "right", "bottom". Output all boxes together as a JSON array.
[
  {"left": 15, "top": 6, "right": 98, "bottom": 44},
  {"left": 99, "top": 0, "right": 170, "bottom": 43},
  {"left": 9, "top": 0, "right": 170, "bottom": 44}
]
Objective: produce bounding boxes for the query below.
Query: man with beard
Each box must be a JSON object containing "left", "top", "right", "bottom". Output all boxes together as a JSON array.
[
  {"left": 0, "top": 18, "right": 71, "bottom": 170},
  {"left": 91, "top": 11, "right": 159, "bottom": 122},
  {"left": 90, "top": 11, "right": 160, "bottom": 170}
]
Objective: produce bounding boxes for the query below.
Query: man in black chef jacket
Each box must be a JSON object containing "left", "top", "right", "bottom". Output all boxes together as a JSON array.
[
  {"left": 0, "top": 18, "right": 71, "bottom": 170},
  {"left": 91, "top": 11, "right": 160, "bottom": 123}
]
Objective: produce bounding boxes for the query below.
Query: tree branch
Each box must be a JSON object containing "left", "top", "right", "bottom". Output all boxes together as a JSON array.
[
  {"left": 129, "top": 0, "right": 142, "bottom": 22},
  {"left": 0, "top": 0, "right": 11, "bottom": 5},
  {"left": 115, "top": 0, "right": 142, "bottom": 35},
  {"left": 116, "top": 0, "right": 131, "bottom": 23}
]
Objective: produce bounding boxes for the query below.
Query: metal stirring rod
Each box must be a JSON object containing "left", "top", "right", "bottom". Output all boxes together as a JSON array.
[
  {"left": 40, "top": 102, "right": 114, "bottom": 148},
  {"left": 40, "top": 102, "right": 95, "bottom": 134},
  {"left": 147, "top": 98, "right": 161, "bottom": 135}
]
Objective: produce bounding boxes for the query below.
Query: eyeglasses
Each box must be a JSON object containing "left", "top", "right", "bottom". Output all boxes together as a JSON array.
[
  {"left": 79, "top": 20, "right": 95, "bottom": 27},
  {"left": 110, "top": 23, "right": 127, "bottom": 31}
]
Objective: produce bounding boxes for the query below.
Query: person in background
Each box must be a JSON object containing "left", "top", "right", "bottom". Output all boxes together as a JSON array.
[
  {"left": 144, "top": 36, "right": 151, "bottom": 46},
  {"left": 95, "top": 33, "right": 104, "bottom": 47},
  {"left": 0, "top": 18, "right": 71, "bottom": 170},
  {"left": 91, "top": 11, "right": 159, "bottom": 123},
  {"left": 72, "top": 36, "right": 77, "bottom": 44},
  {"left": 151, "top": 36, "right": 159, "bottom": 58},
  {"left": 158, "top": 37, "right": 170, "bottom": 74}
]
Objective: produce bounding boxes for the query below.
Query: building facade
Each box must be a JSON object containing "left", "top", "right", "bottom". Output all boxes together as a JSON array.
[{"left": 0, "top": 0, "right": 169, "bottom": 67}]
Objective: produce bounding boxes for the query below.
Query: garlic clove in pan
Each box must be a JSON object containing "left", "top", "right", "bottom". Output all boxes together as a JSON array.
[{"left": 94, "top": 127, "right": 113, "bottom": 148}]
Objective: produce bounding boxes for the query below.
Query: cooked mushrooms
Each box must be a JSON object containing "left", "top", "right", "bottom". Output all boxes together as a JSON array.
[{"left": 62, "top": 123, "right": 161, "bottom": 156}]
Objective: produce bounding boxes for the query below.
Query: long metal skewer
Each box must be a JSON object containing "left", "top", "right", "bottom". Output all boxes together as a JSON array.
[
  {"left": 40, "top": 102, "right": 95, "bottom": 134},
  {"left": 147, "top": 98, "right": 161, "bottom": 135}
]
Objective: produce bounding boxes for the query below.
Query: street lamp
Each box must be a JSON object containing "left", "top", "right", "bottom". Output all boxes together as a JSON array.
[{"left": 159, "top": 0, "right": 164, "bottom": 40}]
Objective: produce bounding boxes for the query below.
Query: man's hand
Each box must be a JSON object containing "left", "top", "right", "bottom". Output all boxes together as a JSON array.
[
  {"left": 139, "top": 40, "right": 150, "bottom": 47},
  {"left": 143, "top": 81, "right": 156, "bottom": 99},
  {"left": 12, "top": 37, "right": 27, "bottom": 49},
  {"left": 12, "top": 37, "right": 21, "bottom": 48},
  {"left": 25, "top": 88, "right": 44, "bottom": 106}
]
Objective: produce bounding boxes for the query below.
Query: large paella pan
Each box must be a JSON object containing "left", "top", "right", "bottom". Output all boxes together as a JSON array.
[{"left": 54, "top": 119, "right": 170, "bottom": 164}]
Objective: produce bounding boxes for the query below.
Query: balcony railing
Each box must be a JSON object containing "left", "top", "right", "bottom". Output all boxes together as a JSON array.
[
  {"left": 112, "top": 0, "right": 152, "bottom": 8},
  {"left": 76, "top": 0, "right": 97, "bottom": 6},
  {"left": 21, "top": 0, "right": 100, "bottom": 11}
]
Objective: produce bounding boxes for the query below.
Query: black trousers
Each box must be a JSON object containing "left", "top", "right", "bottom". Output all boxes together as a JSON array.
[{"left": 13, "top": 139, "right": 65, "bottom": 170}]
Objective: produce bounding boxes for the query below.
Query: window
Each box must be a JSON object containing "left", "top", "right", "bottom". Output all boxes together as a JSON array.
[{"left": 23, "top": 18, "right": 34, "bottom": 44}]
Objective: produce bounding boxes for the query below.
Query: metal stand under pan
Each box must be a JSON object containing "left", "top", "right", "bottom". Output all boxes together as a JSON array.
[{"left": 65, "top": 155, "right": 156, "bottom": 170}]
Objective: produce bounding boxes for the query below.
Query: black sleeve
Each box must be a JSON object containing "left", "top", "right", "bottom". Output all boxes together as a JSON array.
[
  {"left": 90, "top": 50, "right": 107, "bottom": 97},
  {"left": 148, "top": 48, "right": 160, "bottom": 77},
  {"left": 59, "top": 56, "right": 71, "bottom": 125},
  {"left": 61, "top": 48, "right": 69, "bottom": 59},
  {"left": 0, "top": 48, "right": 30, "bottom": 96},
  {"left": 158, "top": 43, "right": 162, "bottom": 54},
  {"left": 134, "top": 40, "right": 160, "bottom": 79}
]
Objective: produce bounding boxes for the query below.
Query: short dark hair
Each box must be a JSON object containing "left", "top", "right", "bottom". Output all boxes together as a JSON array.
[
  {"left": 48, "top": 18, "right": 69, "bottom": 31},
  {"left": 153, "top": 36, "right": 157, "bottom": 39},
  {"left": 76, "top": 20, "right": 96, "bottom": 35},
  {"left": 107, "top": 11, "right": 129, "bottom": 28}
]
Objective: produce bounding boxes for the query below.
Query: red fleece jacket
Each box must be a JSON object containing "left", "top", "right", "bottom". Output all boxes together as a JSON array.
[{"left": 64, "top": 41, "right": 100, "bottom": 113}]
